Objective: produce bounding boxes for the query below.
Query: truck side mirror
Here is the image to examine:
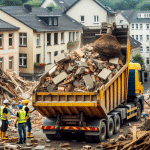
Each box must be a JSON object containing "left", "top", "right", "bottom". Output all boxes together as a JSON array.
[
  {"left": 144, "top": 72, "right": 148, "bottom": 78},
  {"left": 144, "top": 78, "right": 148, "bottom": 82}
]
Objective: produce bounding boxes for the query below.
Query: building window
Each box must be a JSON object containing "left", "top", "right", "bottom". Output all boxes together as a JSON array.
[
  {"left": 136, "top": 35, "right": 138, "bottom": 40},
  {"left": 47, "top": 52, "right": 51, "bottom": 64},
  {"left": 54, "top": 51, "right": 58, "bottom": 56},
  {"left": 136, "top": 24, "right": 138, "bottom": 30},
  {"left": 47, "top": 33, "right": 51, "bottom": 45},
  {"left": 132, "top": 35, "right": 134, "bottom": 38},
  {"left": 0, "top": 34, "right": 3, "bottom": 48},
  {"left": 9, "top": 57, "right": 13, "bottom": 69},
  {"left": 140, "top": 46, "right": 143, "bottom": 53},
  {"left": 146, "top": 24, "right": 149, "bottom": 30},
  {"left": 9, "top": 34, "right": 13, "bottom": 47},
  {"left": 73, "top": 32, "right": 75, "bottom": 41},
  {"left": 146, "top": 46, "right": 149, "bottom": 53},
  {"left": 132, "top": 24, "right": 134, "bottom": 30},
  {"left": 146, "top": 57, "right": 149, "bottom": 65},
  {"left": 19, "top": 33, "right": 27, "bottom": 46},
  {"left": 37, "top": 34, "right": 40, "bottom": 47},
  {"left": 94, "top": 15, "right": 99, "bottom": 23},
  {"left": 61, "top": 32, "right": 64, "bottom": 43},
  {"left": 76, "top": 32, "right": 79, "bottom": 40},
  {"left": 69, "top": 32, "right": 72, "bottom": 42},
  {"left": 54, "top": 33, "right": 58, "bottom": 44},
  {"left": 19, "top": 54, "right": 27, "bottom": 67},
  {"left": 140, "top": 24, "right": 143, "bottom": 29},
  {"left": 49, "top": 18, "right": 52, "bottom": 25},
  {"left": 120, "top": 20, "right": 123, "bottom": 23},
  {"left": 61, "top": 50, "right": 64, "bottom": 53},
  {"left": 146, "top": 35, "right": 149, "bottom": 41},
  {"left": 140, "top": 35, "right": 143, "bottom": 41},
  {"left": 0, "top": 58, "right": 3, "bottom": 69},
  {"left": 81, "top": 16, "right": 84, "bottom": 22},
  {"left": 54, "top": 18, "right": 58, "bottom": 25},
  {"left": 36, "top": 54, "right": 40, "bottom": 63}
]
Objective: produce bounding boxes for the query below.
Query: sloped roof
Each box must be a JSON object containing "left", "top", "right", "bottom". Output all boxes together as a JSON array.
[
  {"left": 120, "top": 10, "right": 150, "bottom": 23},
  {"left": 0, "top": 6, "right": 83, "bottom": 32},
  {"left": 42, "top": 0, "right": 116, "bottom": 14},
  {"left": 0, "top": 19, "right": 19, "bottom": 30},
  {"left": 129, "top": 36, "right": 142, "bottom": 48}
]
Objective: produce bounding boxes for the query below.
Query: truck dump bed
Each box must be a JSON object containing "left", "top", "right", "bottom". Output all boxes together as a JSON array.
[{"left": 33, "top": 25, "right": 130, "bottom": 119}]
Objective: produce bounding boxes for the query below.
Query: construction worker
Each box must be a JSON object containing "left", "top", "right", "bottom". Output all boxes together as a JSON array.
[
  {"left": 1, "top": 99, "right": 10, "bottom": 140},
  {"left": 23, "top": 99, "right": 35, "bottom": 138},
  {"left": 15, "top": 104, "right": 27, "bottom": 144}
]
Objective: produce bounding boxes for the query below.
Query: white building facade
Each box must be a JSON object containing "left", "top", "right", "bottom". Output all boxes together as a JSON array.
[{"left": 116, "top": 10, "right": 150, "bottom": 67}]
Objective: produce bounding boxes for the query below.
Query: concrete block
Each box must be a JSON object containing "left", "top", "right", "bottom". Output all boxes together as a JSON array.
[
  {"left": 75, "top": 61, "right": 88, "bottom": 67},
  {"left": 58, "top": 86, "right": 65, "bottom": 92},
  {"left": 76, "top": 67, "right": 85, "bottom": 75},
  {"left": 73, "top": 80, "right": 79, "bottom": 87},
  {"left": 67, "top": 66, "right": 75, "bottom": 73},
  {"left": 74, "top": 49, "right": 85, "bottom": 57},
  {"left": 109, "top": 58, "right": 119, "bottom": 65},
  {"left": 98, "top": 68, "right": 112, "bottom": 80},
  {"left": 35, "top": 145, "right": 45, "bottom": 150},
  {"left": 52, "top": 72, "right": 68, "bottom": 85},
  {"left": 83, "top": 75, "right": 94, "bottom": 90},
  {"left": 54, "top": 53, "right": 68, "bottom": 64}
]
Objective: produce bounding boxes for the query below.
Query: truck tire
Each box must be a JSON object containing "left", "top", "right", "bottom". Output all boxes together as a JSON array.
[
  {"left": 106, "top": 117, "right": 114, "bottom": 138},
  {"left": 114, "top": 114, "right": 120, "bottom": 134},
  {"left": 46, "top": 134, "right": 55, "bottom": 140},
  {"left": 133, "top": 102, "right": 141, "bottom": 121},
  {"left": 93, "top": 121, "right": 106, "bottom": 142}
]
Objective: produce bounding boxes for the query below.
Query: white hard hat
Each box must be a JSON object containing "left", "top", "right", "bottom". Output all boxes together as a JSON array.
[{"left": 3, "top": 99, "right": 9, "bottom": 104}]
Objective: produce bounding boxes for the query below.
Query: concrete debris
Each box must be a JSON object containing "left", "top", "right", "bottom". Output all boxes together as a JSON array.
[
  {"left": 38, "top": 44, "right": 125, "bottom": 92},
  {"left": 54, "top": 53, "right": 69, "bottom": 64}
]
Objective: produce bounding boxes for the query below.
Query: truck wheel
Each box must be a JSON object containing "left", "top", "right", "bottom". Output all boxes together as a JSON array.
[
  {"left": 106, "top": 117, "right": 114, "bottom": 138},
  {"left": 134, "top": 102, "right": 141, "bottom": 121},
  {"left": 46, "top": 134, "right": 55, "bottom": 140},
  {"left": 93, "top": 121, "right": 106, "bottom": 142},
  {"left": 114, "top": 114, "right": 120, "bottom": 134},
  {"left": 54, "top": 131, "right": 64, "bottom": 140},
  {"left": 85, "top": 135, "right": 93, "bottom": 142}
]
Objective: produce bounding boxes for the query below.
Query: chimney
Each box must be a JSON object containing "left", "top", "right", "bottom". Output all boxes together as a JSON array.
[
  {"left": 47, "top": 6, "right": 53, "bottom": 12},
  {"left": 24, "top": 4, "right": 32, "bottom": 13},
  {"left": 117, "top": 10, "right": 119, "bottom": 14}
]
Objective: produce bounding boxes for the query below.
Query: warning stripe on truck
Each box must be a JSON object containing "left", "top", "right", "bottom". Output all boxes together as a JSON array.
[{"left": 42, "top": 126, "right": 99, "bottom": 131}]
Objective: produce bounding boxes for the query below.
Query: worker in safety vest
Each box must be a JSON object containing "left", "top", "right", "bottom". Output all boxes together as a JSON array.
[
  {"left": 15, "top": 104, "right": 27, "bottom": 144},
  {"left": 23, "top": 99, "right": 35, "bottom": 138},
  {"left": 1, "top": 99, "right": 10, "bottom": 140}
]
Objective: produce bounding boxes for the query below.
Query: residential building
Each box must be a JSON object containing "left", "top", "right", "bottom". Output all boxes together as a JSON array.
[
  {"left": 0, "top": 5, "right": 82, "bottom": 80},
  {"left": 129, "top": 36, "right": 142, "bottom": 62},
  {"left": 41, "top": 0, "right": 116, "bottom": 26},
  {"left": 0, "top": 19, "right": 19, "bottom": 76},
  {"left": 116, "top": 10, "right": 150, "bottom": 67}
]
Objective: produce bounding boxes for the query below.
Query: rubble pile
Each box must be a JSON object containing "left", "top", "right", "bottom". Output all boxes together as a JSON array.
[
  {"left": 39, "top": 44, "right": 126, "bottom": 93},
  {"left": 0, "top": 68, "right": 39, "bottom": 104}
]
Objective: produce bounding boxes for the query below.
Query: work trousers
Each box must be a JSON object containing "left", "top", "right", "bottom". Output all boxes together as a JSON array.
[
  {"left": 26, "top": 118, "right": 32, "bottom": 132},
  {"left": 18, "top": 123, "right": 26, "bottom": 140},
  {"left": 1, "top": 120, "right": 8, "bottom": 132}
]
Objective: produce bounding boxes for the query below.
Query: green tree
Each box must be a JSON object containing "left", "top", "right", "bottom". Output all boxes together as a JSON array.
[
  {"left": 24, "top": 0, "right": 42, "bottom": 7},
  {"left": 49, "top": 2, "right": 60, "bottom": 9},
  {"left": 132, "top": 54, "right": 145, "bottom": 66},
  {"left": 136, "top": 1, "right": 150, "bottom": 10}
]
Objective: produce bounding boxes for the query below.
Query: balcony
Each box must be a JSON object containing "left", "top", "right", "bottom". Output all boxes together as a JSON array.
[
  {"left": 34, "top": 62, "right": 46, "bottom": 74},
  {"left": 67, "top": 41, "right": 80, "bottom": 50}
]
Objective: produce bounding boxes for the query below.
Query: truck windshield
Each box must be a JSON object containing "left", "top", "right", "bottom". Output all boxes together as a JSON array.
[{"left": 138, "top": 70, "right": 142, "bottom": 83}]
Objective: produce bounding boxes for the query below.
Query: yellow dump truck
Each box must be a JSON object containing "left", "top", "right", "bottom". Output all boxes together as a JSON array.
[{"left": 33, "top": 24, "right": 148, "bottom": 142}]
